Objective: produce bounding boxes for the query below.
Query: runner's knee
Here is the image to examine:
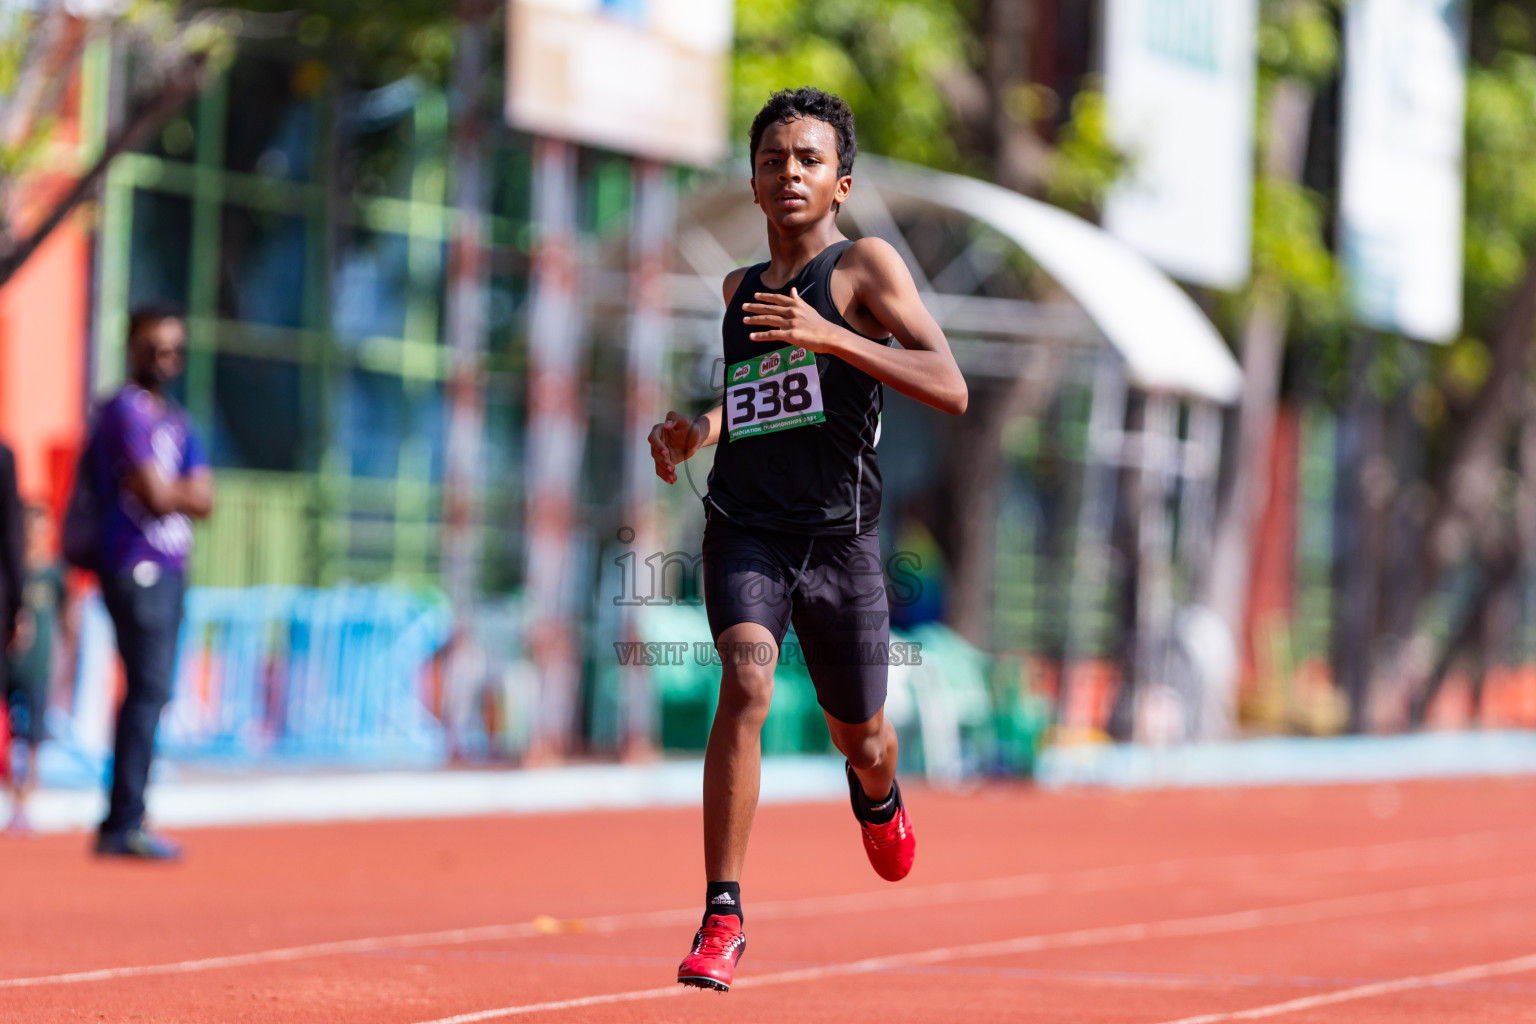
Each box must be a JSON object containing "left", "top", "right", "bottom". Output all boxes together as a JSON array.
[
  {"left": 844, "top": 732, "right": 886, "bottom": 771},
  {"left": 831, "top": 722, "right": 887, "bottom": 771},
  {"left": 718, "top": 662, "right": 775, "bottom": 726}
]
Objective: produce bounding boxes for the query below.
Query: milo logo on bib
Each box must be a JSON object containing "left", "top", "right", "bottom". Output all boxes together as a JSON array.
[{"left": 726, "top": 345, "right": 826, "bottom": 440}]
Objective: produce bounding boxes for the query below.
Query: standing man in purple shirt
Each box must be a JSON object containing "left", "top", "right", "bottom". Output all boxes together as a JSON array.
[{"left": 91, "top": 306, "right": 214, "bottom": 859}]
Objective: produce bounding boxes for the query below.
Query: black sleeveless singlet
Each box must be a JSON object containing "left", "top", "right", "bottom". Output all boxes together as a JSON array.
[{"left": 705, "top": 240, "right": 891, "bottom": 536}]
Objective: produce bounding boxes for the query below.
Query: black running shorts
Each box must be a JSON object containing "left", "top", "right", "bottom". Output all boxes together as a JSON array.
[{"left": 702, "top": 509, "right": 890, "bottom": 725}]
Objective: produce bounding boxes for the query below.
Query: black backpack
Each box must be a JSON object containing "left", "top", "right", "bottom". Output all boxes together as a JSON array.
[{"left": 61, "top": 411, "right": 104, "bottom": 573}]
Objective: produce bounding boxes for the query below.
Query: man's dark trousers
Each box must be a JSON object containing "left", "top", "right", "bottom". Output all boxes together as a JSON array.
[{"left": 99, "top": 568, "right": 185, "bottom": 837}]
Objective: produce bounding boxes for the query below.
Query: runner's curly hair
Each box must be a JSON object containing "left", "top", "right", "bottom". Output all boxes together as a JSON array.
[{"left": 748, "top": 87, "right": 857, "bottom": 178}]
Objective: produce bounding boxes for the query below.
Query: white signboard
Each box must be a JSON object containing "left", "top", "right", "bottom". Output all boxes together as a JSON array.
[
  {"left": 1102, "top": 0, "right": 1257, "bottom": 290},
  {"left": 505, "top": 0, "right": 733, "bottom": 167},
  {"left": 1340, "top": 0, "right": 1467, "bottom": 343}
]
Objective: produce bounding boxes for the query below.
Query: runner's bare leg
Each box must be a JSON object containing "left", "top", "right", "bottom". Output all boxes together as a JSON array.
[
  {"left": 825, "top": 708, "right": 898, "bottom": 800},
  {"left": 703, "top": 621, "right": 779, "bottom": 880}
]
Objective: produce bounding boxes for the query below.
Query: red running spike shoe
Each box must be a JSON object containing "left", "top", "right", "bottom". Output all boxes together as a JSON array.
[
  {"left": 848, "top": 763, "right": 916, "bottom": 882},
  {"left": 677, "top": 914, "right": 746, "bottom": 991}
]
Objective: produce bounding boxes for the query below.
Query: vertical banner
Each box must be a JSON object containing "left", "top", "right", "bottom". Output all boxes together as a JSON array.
[
  {"left": 1103, "top": 0, "right": 1258, "bottom": 289},
  {"left": 1340, "top": 0, "right": 1467, "bottom": 343},
  {"left": 523, "top": 139, "right": 586, "bottom": 759}
]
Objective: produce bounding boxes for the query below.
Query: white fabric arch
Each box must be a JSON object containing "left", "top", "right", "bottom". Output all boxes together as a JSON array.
[{"left": 858, "top": 159, "right": 1244, "bottom": 404}]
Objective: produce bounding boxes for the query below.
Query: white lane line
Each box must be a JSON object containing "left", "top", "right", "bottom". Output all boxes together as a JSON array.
[
  {"left": 404, "top": 872, "right": 1536, "bottom": 1024},
  {"left": 0, "top": 924, "right": 556, "bottom": 990},
  {"left": 739, "top": 826, "right": 1536, "bottom": 927},
  {"left": 412, "top": 986, "right": 689, "bottom": 1024},
  {"left": 1148, "top": 952, "right": 1536, "bottom": 1023},
  {"left": 3, "top": 826, "right": 1532, "bottom": 990},
  {"left": 355, "top": 948, "right": 1536, "bottom": 994}
]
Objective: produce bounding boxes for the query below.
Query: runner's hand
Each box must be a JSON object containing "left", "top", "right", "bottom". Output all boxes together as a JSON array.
[
  {"left": 742, "top": 288, "right": 839, "bottom": 352},
  {"left": 649, "top": 410, "right": 705, "bottom": 485}
]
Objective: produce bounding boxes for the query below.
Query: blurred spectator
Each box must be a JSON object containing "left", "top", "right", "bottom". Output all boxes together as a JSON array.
[
  {"left": 5, "top": 504, "right": 65, "bottom": 834},
  {"left": 889, "top": 510, "right": 947, "bottom": 630},
  {"left": 88, "top": 307, "right": 214, "bottom": 860},
  {"left": 0, "top": 442, "right": 21, "bottom": 777}
]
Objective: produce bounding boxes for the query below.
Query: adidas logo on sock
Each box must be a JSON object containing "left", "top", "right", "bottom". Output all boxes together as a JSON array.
[{"left": 710, "top": 892, "right": 737, "bottom": 905}]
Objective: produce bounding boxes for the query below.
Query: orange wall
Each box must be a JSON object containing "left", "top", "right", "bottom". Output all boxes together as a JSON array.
[
  {"left": 0, "top": 50, "right": 91, "bottom": 513},
  {"left": 0, "top": 213, "right": 90, "bottom": 509}
]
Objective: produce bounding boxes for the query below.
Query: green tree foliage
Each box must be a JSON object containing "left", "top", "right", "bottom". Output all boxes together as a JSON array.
[
  {"left": 0, "top": 0, "right": 462, "bottom": 285},
  {"left": 0, "top": 1, "right": 234, "bottom": 277},
  {"left": 731, "top": 0, "right": 972, "bottom": 169},
  {"left": 1251, "top": 0, "right": 1343, "bottom": 332},
  {"left": 1257, "top": 0, "right": 1338, "bottom": 84},
  {"left": 1463, "top": 56, "right": 1536, "bottom": 333},
  {"left": 731, "top": 0, "right": 1129, "bottom": 220},
  {"left": 1423, "top": 7, "right": 1536, "bottom": 407},
  {"left": 209, "top": 1, "right": 458, "bottom": 85},
  {"left": 1044, "top": 88, "right": 1128, "bottom": 216}
]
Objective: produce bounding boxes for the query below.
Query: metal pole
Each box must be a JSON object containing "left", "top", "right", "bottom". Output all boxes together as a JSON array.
[
  {"left": 1134, "top": 393, "right": 1177, "bottom": 741},
  {"left": 1334, "top": 328, "right": 1380, "bottom": 733},
  {"left": 1178, "top": 403, "right": 1216, "bottom": 582},
  {"left": 523, "top": 137, "right": 585, "bottom": 760},
  {"left": 1059, "top": 350, "right": 1126, "bottom": 737},
  {"left": 618, "top": 159, "right": 674, "bottom": 759},
  {"left": 443, "top": 0, "right": 491, "bottom": 750},
  {"left": 1181, "top": 400, "right": 1234, "bottom": 739}
]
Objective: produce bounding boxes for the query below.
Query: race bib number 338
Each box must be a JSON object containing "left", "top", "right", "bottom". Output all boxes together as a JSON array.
[{"left": 726, "top": 346, "right": 825, "bottom": 439}]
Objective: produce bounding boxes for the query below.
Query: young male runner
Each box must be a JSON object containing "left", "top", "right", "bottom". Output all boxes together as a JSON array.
[{"left": 647, "top": 87, "right": 967, "bottom": 992}]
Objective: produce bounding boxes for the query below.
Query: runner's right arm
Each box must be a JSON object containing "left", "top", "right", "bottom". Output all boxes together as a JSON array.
[
  {"left": 115, "top": 399, "right": 217, "bottom": 519},
  {"left": 649, "top": 406, "right": 721, "bottom": 485},
  {"left": 124, "top": 464, "right": 214, "bottom": 519},
  {"left": 647, "top": 267, "right": 751, "bottom": 485}
]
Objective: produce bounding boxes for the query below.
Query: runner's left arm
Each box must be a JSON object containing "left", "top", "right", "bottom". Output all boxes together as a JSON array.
[{"left": 740, "top": 238, "right": 967, "bottom": 415}]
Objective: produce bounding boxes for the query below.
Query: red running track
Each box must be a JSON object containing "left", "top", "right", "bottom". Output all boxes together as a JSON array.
[{"left": 2, "top": 776, "right": 1535, "bottom": 1023}]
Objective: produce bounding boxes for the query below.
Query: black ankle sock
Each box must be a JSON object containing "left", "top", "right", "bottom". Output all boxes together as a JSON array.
[
  {"left": 846, "top": 762, "right": 900, "bottom": 825},
  {"left": 704, "top": 881, "right": 742, "bottom": 925},
  {"left": 863, "top": 786, "right": 899, "bottom": 824}
]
